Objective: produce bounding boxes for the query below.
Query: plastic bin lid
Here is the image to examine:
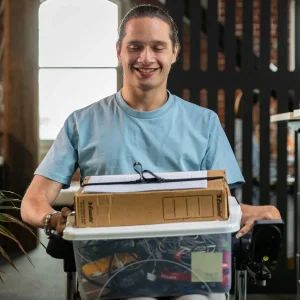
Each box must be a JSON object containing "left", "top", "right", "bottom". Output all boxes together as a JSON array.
[{"left": 63, "top": 197, "right": 241, "bottom": 241}]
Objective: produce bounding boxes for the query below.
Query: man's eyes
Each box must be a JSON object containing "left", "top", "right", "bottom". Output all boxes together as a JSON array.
[
  {"left": 128, "top": 45, "right": 165, "bottom": 51},
  {"left": 154, "top": 46, "right": 165, "bottom": 51},
  {"left": 128, "top": 45, "right": 141, "bottom": 50}
]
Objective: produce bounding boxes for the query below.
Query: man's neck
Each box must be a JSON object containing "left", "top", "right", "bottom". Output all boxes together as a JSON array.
[{"left": 121, "top": 86, "right": 168, "bottom": 112}]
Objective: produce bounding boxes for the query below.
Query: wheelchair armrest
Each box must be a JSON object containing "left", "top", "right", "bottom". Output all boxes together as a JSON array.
[
  {"left": 232, "top": 219, "right": 284, "bottom": 263},
  {"left": 46, "top": 238, "right": 74, "bottom": 259},
  {"left": 46, "top": 238, "right": 77, "bottom": 273},
  {"left": 232, "top": 219, "right": 284, "bottom": 286},
  {"left": 250, "top": 220, "right": 284, "bottom": 263}
]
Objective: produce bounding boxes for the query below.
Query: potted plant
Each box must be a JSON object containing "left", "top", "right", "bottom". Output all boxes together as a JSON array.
[{"left": 0, "top": 190, "right": 42, "bottom": 282}]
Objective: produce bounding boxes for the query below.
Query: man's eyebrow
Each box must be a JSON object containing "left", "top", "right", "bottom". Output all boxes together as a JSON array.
[
  {"left": 127, "top": 40, "right": 142, "bottom": 45},
  {"left": 152, "top": 40, "right": 168, "bottom": 45},
  {"left": 127, "top": 40, "right": 169, "bottom": 45}
]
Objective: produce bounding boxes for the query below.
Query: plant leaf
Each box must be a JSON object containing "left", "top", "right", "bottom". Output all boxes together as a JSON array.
[
  {"left": 0, "top": 214, "right": 46, "bottom": 249},
  {"left": 0, "top": 198, "right": 22, "bottom": 203},
  {"left": 0, "top": 224, "right": 17, "bottom": 239},
  {"left": 0, "top": 190, "right": 22, "bottom": 199},
  {"left": 0, "top": 257, "right": 5, "bottom": 283},
  {"left": 0, "top": 246, "right": 19, "bottom": 272},
  {"left": 0, "top": 206, "right": 20, "bottom": 210},
  {"left": 0, "top": 213, "right": 35, "bottom": 236},
  {"left": 0, "top": 268, "right": 5, "bottom": 283},
  {"left": 0, "top": 213, "right": 33, "bottom": 228},
  {"left": 0, "top": 224, "right": 34, "bottom": 267},
  {"left": 0, "top": 214, "right": 12, "bottom": 222}
]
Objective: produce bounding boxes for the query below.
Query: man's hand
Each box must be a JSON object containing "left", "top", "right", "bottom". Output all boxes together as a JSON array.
[
  {"left": 237, "top": 204, "right": 281, "bottom": 238},
  {"left": 49, "top": 207, "right": 72, "bottom": 234}
]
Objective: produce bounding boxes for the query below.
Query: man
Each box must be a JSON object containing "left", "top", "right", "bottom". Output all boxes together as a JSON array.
[{"left": 21, "top": 4, "right": 281, "bottom": 300}]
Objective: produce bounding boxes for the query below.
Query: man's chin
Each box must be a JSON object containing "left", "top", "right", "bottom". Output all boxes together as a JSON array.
[
  {"left": 125, "top": 76, "right": 166, "bottom": 91},
  {"left": 136, "top": 78, "right": 166, "bottom": 91},
  {"left": 137, "top": 83, "right": 158, "bottom": 91}
]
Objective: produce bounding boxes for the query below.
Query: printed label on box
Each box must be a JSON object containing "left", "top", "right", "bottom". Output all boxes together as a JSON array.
[{"left": 191, "top": 252, "right": 223, "bottom": 282}]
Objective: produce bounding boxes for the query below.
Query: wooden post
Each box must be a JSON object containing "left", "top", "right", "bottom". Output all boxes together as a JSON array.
[{"left": 3, "top": 0, "right": 39, "bottom": 250}]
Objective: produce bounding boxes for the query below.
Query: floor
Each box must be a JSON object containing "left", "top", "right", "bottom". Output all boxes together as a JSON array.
[
  {"left": 0, "top": 230, "right": 65, "bottom": 300},
  {"left": 0, "top": 230, "right": 296, "bottom": 300}
]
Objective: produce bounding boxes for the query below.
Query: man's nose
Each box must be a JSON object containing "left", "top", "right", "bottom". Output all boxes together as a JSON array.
[{"left": 137, "top": 47, "right": 155, "bottom": 64}]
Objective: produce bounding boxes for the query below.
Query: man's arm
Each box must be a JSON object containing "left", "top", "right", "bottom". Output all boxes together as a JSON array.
[{"left": 21, "top": 175, "right": 71, "bottom": 233}]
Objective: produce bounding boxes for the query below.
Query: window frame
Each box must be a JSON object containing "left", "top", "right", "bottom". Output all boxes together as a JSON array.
[{"left": 38, "top": 0, "right": 124, "bottom": 163}]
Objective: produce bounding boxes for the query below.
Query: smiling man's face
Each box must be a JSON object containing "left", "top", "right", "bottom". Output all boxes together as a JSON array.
[{"left": 117, "top": 17, "right": 178, "bottom": 92}]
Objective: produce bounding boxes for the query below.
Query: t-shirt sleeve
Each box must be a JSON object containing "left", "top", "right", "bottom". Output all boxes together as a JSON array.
[
  {"left": 34, "top": 113, "right": 79, "bottom": 189},
  {"left": 201, "top": 112, "right": 245, "bottom": 189}
]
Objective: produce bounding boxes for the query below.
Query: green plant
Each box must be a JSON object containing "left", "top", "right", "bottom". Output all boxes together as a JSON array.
[{"left": 0, "top": 190, "right": 42, "bottom": 282}]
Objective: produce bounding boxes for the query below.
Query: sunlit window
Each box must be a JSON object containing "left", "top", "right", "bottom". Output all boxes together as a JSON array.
[{"left": 39, "top": 0, "right": 118, "bottom": 140}]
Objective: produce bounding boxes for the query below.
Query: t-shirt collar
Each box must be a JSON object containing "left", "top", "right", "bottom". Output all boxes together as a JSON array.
[{"left": 115, "top": 90, "right": 174, "bottom": 119}]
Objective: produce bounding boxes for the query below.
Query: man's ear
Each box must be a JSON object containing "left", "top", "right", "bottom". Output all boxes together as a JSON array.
[
  {"left": 172, "top": 44, "right": 179, "bottom": 64},
  {"left": 116, "top": 42, "right": 122, "bottom": 62}
]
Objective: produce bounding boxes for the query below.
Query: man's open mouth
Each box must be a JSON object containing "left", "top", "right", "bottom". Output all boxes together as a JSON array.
[{"left": 134, "top": 67, "right": 160, "bottom": 75}]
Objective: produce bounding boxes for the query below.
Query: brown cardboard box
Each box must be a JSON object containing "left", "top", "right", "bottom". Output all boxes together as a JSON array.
[{"left": 74, "top": 170, "right": 228, "bottom": 228}]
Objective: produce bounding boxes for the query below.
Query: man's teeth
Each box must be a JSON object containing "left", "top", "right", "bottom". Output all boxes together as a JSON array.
[{"left": 138, "top": 68, "right": 156, "bottom": 73}]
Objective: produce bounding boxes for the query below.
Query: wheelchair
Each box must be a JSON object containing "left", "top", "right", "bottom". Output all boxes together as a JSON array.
[{"left": 46, "top": 219, "right": 284, "bottom": 300}]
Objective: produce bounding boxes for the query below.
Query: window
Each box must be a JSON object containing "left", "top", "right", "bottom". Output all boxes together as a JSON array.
[{"left": 39, "top": 0, "right": 119, "bottom": 153}]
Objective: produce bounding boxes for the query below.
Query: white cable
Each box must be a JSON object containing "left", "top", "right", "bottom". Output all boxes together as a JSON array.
[
  {"left": 77, "top": 247, "right": 95, "bottom": 264},
  {"left": 80, "top": 236, "right": 219, "bottom": 294},
  {"left": 97, "top": 258, "right": 212, "bottom": 299},
  {"left": 144, "top": 240, "right": 157, "bottom": 273}
]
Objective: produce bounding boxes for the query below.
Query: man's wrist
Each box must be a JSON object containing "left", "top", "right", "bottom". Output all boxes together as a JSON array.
[
  {"left": 49, "top": 211, "right": 61, "bottom": 230},
  {"left": 44, "top": 211, "right": 61, "bottom": 238}
]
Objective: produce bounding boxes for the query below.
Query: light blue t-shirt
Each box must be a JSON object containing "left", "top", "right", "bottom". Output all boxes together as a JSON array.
[{"left": 35, "top": 91, "right": 245, "bottom": 189}]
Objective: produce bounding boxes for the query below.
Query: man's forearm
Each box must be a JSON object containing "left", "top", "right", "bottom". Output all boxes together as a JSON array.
[
  {"left": 240, "top": 203, "right": 265, "bottom": 226},
  {"left": 21, "top": 196, "right": 55, "bottom": 228},
  {"left": 237, "top": 203, "right": 281, "bottom": 237},
  {"left": 20, "top": 175, "right": 63, "bottom": 228}
]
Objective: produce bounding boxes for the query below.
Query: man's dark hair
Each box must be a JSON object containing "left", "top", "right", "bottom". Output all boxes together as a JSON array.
[{"left": 117, "top": 4, "right": 181, "bottom": 56}]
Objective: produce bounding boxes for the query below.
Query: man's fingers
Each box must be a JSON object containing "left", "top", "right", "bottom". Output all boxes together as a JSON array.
[
  {"left": 236, "top": 221, "right": 253, "bottom": 238},
  {"left": 61, "top": 207, "right": 72, "bottom": 218},
  {"left": 54, "top": 207, "right": 72, "bottom": 234},
  {"left": 56, "top": 224, "right": 66, "bottom": 234},
  {"left": 57, "top": 209, "right": 70, "bottom": 233}
]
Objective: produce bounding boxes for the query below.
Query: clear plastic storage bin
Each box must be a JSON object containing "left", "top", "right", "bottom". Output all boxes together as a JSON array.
[{"left": 63, "top": 197, "right": 241, "bottom": 300}]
